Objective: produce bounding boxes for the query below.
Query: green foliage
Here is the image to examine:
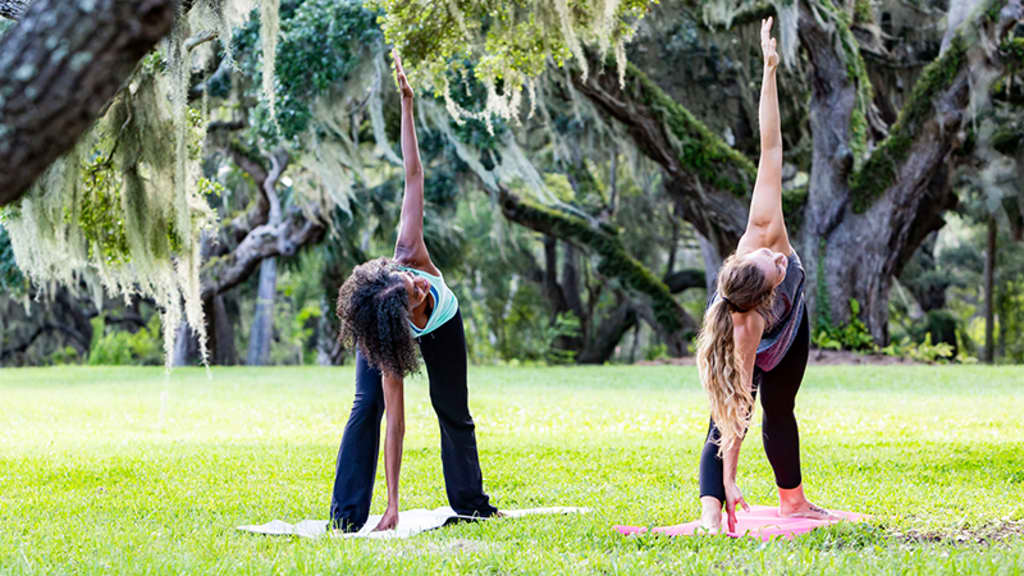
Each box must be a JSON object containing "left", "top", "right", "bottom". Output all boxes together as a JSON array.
[
  {"left": 813, "top": 298, "right": 874, "bottom": 352},
  {"left": 269, "top": 249, "right": 328, "bottom": 365},
  {"left": 880, "top": 333, "right": 955, "bottom": 364},
  {"left": 544, "top": 312, "right": 582, "bottom": 364},
  {"left": 234, "top": 0, "right": 381, "bottom": 142},
  {"left": 76, "top": 150, "right": 131, "bottom": 265},
  {"left": 644, "top": 342, "right": 668, "bottom": 361},
  {"left": 0, "top": 224, "right": 23, "bottom": 291},
  {"left": 47, "top": 346, "right": 81, "bottom": 366},
  {"left": 371, "top": 0, "right": 655, "bottom": 126},
  {"left": 88, "top": 315, "right": 163, "bottom": 366},
  {"left": 781, "top": 186, "right": 807, "bottom": 235}
]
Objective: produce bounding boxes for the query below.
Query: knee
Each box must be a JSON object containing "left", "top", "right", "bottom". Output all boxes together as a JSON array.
[
  {"left": 760, "top": 393, "right": 795, "bottom": 418},
  {"left": 349, "top": 393, "right": 384, "bottom": 422}
]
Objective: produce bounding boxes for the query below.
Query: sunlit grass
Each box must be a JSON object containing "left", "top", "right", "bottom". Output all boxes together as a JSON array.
[{"left": 1, "top": 365, "right": 1022, "bottom": 574}]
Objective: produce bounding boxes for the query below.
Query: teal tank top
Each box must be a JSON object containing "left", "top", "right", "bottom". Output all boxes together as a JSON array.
[{"left": 398, "top": 266, "right": 459, "bottom": 337}]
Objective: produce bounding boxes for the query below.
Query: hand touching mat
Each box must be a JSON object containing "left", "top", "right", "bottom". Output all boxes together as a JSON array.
[
  {"left": 615, "top": 505, "right": 865, "bottom": 542},
  {"left": 239, "top": 506, "right": 588, "bottom": 540}
]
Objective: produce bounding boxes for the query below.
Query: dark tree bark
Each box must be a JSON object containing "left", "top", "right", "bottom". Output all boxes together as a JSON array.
[
  {"left": 576, "top": 299, "right": 637, "bottom": 364},
  {"left": 0, "top": 0, "right": 176, "bottom": 205},
  {"left": 206, "top": 293, "right": 237, "bottom": 365},
  {"left": 664, "top": 269, "right": 706, "bottom": 294},
  {"left": 984, "top": 214, "right": 996, "bottom": 364},
  {"left": 0, "top": 0, "right": 28, "bottom": 20}
]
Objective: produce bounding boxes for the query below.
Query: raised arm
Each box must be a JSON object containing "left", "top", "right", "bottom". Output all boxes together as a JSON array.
[
  {"left": 373, "top": 372, "right": 405, "bottom": 531},
  {"left": 392, "top": 51, "right": 437, "bottom": 273},
  {"left": 738, "top": 18, "right": 790, "bottom": 256}
]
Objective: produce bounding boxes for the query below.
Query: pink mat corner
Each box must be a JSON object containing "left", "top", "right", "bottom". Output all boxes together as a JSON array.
[{"left": 614, "top": 505, "right": 866, "bottom": 542}]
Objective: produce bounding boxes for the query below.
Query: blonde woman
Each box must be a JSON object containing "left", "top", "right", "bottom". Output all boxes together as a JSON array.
[{"left": 696, "top": 17, "right": 831, "bottom": 533}]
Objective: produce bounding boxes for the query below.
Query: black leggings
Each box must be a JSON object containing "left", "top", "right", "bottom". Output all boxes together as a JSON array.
[
  {"left": 329, "top": 309, "right": 496, "bottom": 531},
  {"left": 699, "top": 309, "right": 810, "bottom": 502}
]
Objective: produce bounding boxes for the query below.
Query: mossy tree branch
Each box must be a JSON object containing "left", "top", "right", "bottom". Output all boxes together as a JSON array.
[
  {"left": 573, "top": 58, "right": 755, "bottom": 255},
  {"left": 495, "top": 184, "right": 697, "bottom": 355}
]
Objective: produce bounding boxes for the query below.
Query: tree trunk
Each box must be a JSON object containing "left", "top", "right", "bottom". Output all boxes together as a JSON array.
[
  {"left": 576, "top": 299, "right": 637, "bottom": 364},
  {"left": 172, "top": 321, "right": 189, "bottom": 367},
  {"left": 205, "top": 293, "right": 237, "bottom": 365},
  {"left": 246, "top": 257, "right": 277, "bottom": 366},
  {"left": 0, "top": 0, "right": 175, "bottom": 205},
  {"left": 243, "top": 153, "right": 286, "bottom": 367},
  {"left": 984, "top": 214, "right": 996, "bottom": 364}
]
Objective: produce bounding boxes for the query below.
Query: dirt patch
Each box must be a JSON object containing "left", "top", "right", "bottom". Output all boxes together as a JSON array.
[
  {"left": 889, "top": 520, "right": 1024, "bottom": 546},
  {"left": 806, "top": 349, "right": 918, "bottom": 366},
  {"left": 636, "top": 349, "right": 920, "bottom": 366}
]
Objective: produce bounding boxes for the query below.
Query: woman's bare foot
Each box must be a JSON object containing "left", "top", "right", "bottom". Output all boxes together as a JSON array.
[
  {"left": 699, "top": 496, "right": 724, "bottom": 534},
  {"left": 777, "top": 484, "right": 834, "bottom": 519}
]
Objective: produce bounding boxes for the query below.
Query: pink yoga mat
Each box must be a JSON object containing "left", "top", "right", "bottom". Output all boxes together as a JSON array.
[{"left": 615, "top": 505, "right": 866, "bottom": 542}]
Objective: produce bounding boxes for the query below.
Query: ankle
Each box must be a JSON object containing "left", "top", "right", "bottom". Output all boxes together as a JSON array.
[
  {"left": 777, "top": 485, "right": 808, "bottom": 509},
  {"left": 700, "top": 496, "right": 723, "bottom": 519}
]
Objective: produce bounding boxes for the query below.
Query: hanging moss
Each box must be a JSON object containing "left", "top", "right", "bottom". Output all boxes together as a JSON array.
[
  {"left": 849, "top": 35, "right": 967, "bottom": 212},
  {"left": 629, "top": 63, "right": 756, "bottom": 197}
]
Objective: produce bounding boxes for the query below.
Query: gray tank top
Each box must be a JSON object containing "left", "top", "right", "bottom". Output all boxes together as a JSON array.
[
  {"left": 755, "top": 251, "right": 806, "bottom": 372},
  {"left": 709, "top": 251, "right": 806, "bottom": 373}
]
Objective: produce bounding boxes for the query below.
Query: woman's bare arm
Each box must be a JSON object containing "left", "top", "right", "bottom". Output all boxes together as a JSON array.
[
  {"left": 373, "top": 372, "right": 405, "bottom": 531},
  {"left": 738, "top": 18, "right": 791, "bottom": 256},
  {"left": 721, "top": 313, "right": 761, "bottom": 531},
  {"left": 392, "top": 51, "right": 437, "bottom": 273}
]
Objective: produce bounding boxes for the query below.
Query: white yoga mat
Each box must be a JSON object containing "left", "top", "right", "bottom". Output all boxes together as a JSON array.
[{"left": 237, "top": 506, "right": 589, "bottom": 540}]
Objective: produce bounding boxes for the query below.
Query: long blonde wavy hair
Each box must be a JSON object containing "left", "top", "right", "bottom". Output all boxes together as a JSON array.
[{"left": 696, "top": 253, "right": 776, "bottom": 456}]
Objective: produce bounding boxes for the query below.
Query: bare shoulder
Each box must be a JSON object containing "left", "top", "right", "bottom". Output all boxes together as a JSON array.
[{"left": 731, "top": 312, "right": 765, "bottom": 351}]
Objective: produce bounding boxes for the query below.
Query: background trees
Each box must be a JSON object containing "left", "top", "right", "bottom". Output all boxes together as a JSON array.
[{"left": 2, "top": 0, "right": 1024, "bottom": 367}]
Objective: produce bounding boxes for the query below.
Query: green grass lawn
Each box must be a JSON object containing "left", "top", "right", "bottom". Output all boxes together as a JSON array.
[{"left": 1, "top": 365, "right": 1023, "bottom": 574}]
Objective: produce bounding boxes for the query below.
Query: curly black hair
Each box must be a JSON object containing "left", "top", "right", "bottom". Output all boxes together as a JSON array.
[{"left": 336, "top": 257, "right": 420, "bottom": 377}]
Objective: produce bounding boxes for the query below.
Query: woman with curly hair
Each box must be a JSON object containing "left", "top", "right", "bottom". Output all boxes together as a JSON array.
[
  {"left": 329, "top": 52, "right": 499, "bottom": 532},
  {"left": 695, "top": 18, "right": 832, "bottom": 533}
]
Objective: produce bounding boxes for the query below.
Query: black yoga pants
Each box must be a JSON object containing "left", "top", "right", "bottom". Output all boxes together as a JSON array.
[
  {"left": 329, "top": 309, "right": 496, "bottom": 531},
  {"left": 698, "top": 309, "right": 810, "bottom": 502}
]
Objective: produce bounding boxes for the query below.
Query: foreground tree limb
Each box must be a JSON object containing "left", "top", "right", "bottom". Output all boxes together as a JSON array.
[
  {"left": 0, "top": 0, "right": 175, "bottom": 205},
  {"left": 0, "top": 0, "right": 27, "bottom": 20}
]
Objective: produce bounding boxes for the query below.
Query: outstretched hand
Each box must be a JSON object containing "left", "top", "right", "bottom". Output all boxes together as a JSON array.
[
  {"left": 723, "top": 481, "right": 751, "bottom": 534},
  {"left": 392, "top": 50, "right": 414, "bottom": 100},
  {"left": 372, "top": 506, "right": 399, "bottom": 532},
  {"left": 761, "top": 17, "right": 779, "bottom": 71}
]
